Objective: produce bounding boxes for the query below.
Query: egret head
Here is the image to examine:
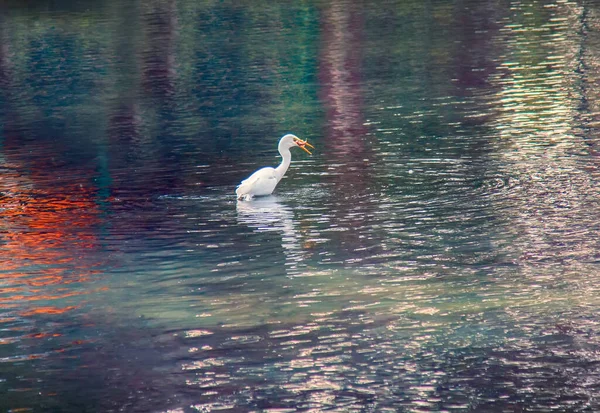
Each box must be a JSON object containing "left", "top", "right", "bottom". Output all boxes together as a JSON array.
[{"left": 280, "top": 134, "right": 314, "bottom": 154}]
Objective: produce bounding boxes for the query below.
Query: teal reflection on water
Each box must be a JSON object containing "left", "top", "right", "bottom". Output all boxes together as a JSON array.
[{"left": 1, "top": 0, "right": 600, "bottom": 412}]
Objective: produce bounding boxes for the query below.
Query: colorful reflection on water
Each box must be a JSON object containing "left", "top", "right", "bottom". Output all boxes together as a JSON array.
[
  {"left": 1, "top": 0, "right": 600, "bottom": 412},
  {"left": 0, "top": 152, "right": 101, "bottom": 334}
]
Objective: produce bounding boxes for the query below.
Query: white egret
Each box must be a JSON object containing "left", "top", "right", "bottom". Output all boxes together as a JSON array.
[{"left": 236, "top": 134, "right": 314, "bottom": 201}]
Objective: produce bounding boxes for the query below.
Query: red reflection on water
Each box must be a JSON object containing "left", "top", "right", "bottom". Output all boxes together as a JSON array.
[
  {"left": 24, "top": 332, "right": 62, "bottom": 339},
  {"left": 20, "top": 306, "right": 80, "bottom": 317},
  {"left": 0, "top": 148, "right": 102, "bottom": 321}
]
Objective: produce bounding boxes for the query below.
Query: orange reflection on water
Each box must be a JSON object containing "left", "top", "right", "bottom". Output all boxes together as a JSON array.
[
  {"left": 20, "top": 306, "right": 81, "bottom": 317},
  {"left": 0, "top": 159, "right": 102, "bottom": 322}
]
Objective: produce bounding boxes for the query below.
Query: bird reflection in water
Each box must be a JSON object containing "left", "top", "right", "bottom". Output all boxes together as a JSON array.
[{"left": 236, "top": 196, "right": 305, "bottom": 274}]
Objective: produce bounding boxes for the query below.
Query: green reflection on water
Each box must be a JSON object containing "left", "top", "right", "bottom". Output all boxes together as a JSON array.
[
  {"left": 0, "top": 0, "right": 598, "bottom": 330},
  {"left": 2, "top": 0, "right": 600, "bottom": 411}
]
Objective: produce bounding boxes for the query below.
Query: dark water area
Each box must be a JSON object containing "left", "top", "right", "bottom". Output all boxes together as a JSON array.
[{"left": 2, "top": 0, "right": 600, "bottom": 411}]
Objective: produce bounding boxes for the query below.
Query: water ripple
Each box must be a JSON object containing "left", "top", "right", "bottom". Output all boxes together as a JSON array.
[{"left": 2, "top": 0, "right": 600, "bottom": 411}]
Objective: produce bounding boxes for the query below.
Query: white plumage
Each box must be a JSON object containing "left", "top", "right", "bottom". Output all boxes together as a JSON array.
[{"left": 236, "top": 134, "right": 313, "bottom": 201}]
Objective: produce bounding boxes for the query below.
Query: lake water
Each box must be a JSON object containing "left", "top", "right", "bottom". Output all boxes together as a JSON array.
[{"left": 2, "top": 0, "right": 600, "bottom": 411}]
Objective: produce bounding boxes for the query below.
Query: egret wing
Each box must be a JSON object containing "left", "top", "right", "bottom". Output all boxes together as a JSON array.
[{"left": 236, "top": 167, "right": 278, "bottom": 200}]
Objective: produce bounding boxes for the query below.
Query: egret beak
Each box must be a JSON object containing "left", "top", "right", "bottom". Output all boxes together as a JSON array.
[{"left": 294, "top": 137, "right": 315, "bottom": 155}]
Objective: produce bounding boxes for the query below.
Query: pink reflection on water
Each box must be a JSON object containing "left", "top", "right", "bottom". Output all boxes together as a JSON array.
[{"left": 318, "top": 1, "right": 379, "bottom": 262}]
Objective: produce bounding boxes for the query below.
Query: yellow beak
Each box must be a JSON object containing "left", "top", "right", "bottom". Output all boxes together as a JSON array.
[{"left": 294, "top": 137, "right": 315, "bottom": 155}]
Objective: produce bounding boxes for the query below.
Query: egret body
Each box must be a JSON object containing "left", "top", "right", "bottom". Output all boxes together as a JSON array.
[{"left": 236, "top": 134, "right": 313, "bottom": 201}]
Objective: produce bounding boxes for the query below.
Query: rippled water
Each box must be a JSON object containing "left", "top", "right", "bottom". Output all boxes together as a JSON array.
[{"left": 2, "top": 0, "right": 600, "bottom": 411}]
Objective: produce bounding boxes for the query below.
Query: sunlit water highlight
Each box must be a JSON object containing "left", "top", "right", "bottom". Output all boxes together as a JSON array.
[{"left": 2, "top": 0, "right": 600, "bottom": 412}]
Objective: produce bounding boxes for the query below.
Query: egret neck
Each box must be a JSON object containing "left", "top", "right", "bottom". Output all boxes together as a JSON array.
[{"left": 274, "top": 142, "right": 292, "bottom": 182}]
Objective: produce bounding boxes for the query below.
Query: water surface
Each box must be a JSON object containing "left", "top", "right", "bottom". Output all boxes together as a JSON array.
[{"left": 2, "top": 0, "right": 600, "bottom": 411}]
